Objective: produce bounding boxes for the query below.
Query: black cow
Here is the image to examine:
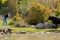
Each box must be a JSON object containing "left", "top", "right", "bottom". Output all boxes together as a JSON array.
[{"left": 48, "top": 16, "right": 60, "bottom": 29}]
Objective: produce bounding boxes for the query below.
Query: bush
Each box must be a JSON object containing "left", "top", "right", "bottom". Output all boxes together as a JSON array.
[
  {"left": 26, "top": 3, "right": 51, "bottom": 25},
  {"left": 9, "top": 22, "right": 14, "bottom": 25},
  {"left": 14, "top": 23, "right": 26, "bottom": 27},
  {"left": 13, "top": 17, "right": 17, "bottom": 21}
]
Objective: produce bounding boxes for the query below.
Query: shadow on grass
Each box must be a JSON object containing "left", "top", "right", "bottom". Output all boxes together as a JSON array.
[{"left": 46, "top": 29, "right": 60, "bottom": 33}]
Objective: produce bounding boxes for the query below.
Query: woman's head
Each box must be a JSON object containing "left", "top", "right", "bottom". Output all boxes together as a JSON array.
[{"left": 8, "top": 12, "right": 11, "bottom": 17}]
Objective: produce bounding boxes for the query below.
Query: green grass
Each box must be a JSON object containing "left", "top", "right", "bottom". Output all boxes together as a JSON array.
[
  {"left": 0, "top": 19, "right": 60, "bottom": 32},
  {"left": 8, "top": 26, "right": 52, "bottom": 32}
]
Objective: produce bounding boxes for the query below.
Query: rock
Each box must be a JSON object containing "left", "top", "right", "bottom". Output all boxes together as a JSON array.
[
  {"left": 15, "top": 31, "right": 26, "bottom": 34},
  {"left": 15, "top": 32, "right": 20, "bottom": 34},
  {"left": 48, "top": 23, "right": 56, "bottom": 28},
  {"left": 0, "top": 29, "right": 2, "bottom": 32},
  {"left": 20, "top": 31, "right": 26, "bottom": 34},
  {"left": 15, "top": 23, "right": 26, "bottom": 27},
  {"left": 15, "top": 22, "right": 28, "bottom": 27},
  {"left": 0, "top": 28, "right": 12, "bottom": 34},
  {"left": 35, "top": 23, "right": 44, "bottom": 29},
  {"left": 43, "top": 22, "right": 49, "bottom": 28},
  {"left": 35, "top": 22, "right": 56, "bottom": 29},
  {"left": 31, "top": 25, "right": 35, "bottom": 28},
  {"left": 7, "top": 28, "right": 12, "bottom": 34}
]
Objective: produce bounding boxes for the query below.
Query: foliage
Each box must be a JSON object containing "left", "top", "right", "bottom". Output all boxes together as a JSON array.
[
  {"left": 1, "top": 0, "right": 7, "bottom": 4},
  {"left": 55, "top": 9, "right": 60, "bottom": 17},
  {"left": 26, "top": 3, "right": 51, "bottom": 25},
  {"left": 55, "top": 3, "right": 60, "bottom": 17},
  {"left": 0, "top": 0, "right": 13, "bottom": 15},
  {"left": 0, "top": 0, "right": 60, "bottom": 25}
]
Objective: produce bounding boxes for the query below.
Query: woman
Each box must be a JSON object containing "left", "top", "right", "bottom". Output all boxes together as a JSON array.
[{"left": 2, "top": 12, "right": 11, "bottom": 34}]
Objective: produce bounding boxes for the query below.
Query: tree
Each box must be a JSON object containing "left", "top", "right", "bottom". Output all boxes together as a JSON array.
[
  {"left": 26, "top": 3, "right": 51, "bottom": 25},
  {"left": 55, "top": 2, "right": 60, "bottom": 17},
  {"left": 0, "top": 0, "right": 10, "bottom": 15},
  {"left": 0, "top": 0, "right": 8, "bottom": 9}
]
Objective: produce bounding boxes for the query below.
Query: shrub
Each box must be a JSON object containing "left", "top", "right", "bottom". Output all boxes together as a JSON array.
[
  {"left": 26, "top": 3, "right": 51, "bottom": 25},
  {"left": 9, "top": 22, "right": 14, "bottom": 25},
  {"left": 14, "top": 23, "right": 26, "bottom": 27}
]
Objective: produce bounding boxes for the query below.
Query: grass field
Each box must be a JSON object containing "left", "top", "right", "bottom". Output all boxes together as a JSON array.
[
  {"left": 0, "top": 19, "right": 60, "bottom": 33},
  {"left": 0, "top": 19, "right": 60, "bottom": 40}
]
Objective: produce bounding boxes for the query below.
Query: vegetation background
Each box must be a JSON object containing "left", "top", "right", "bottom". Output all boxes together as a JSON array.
[{"left": 0, "top": 0, "right": 60, "bottom": 32}]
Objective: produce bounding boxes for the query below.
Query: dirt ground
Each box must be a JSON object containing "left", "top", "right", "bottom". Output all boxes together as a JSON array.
[{"left": 0, "top": 32, "right": 60, "bottom": 40}]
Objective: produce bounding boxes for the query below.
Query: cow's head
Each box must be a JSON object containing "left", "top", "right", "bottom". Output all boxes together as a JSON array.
[{"left": 48, "top": 16, "right": 57, "bottom": 20}]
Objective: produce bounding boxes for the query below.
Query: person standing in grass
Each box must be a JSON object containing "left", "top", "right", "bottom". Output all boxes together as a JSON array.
[{"left": 2, "top": 12, "right": 11, "bottom": 33}]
